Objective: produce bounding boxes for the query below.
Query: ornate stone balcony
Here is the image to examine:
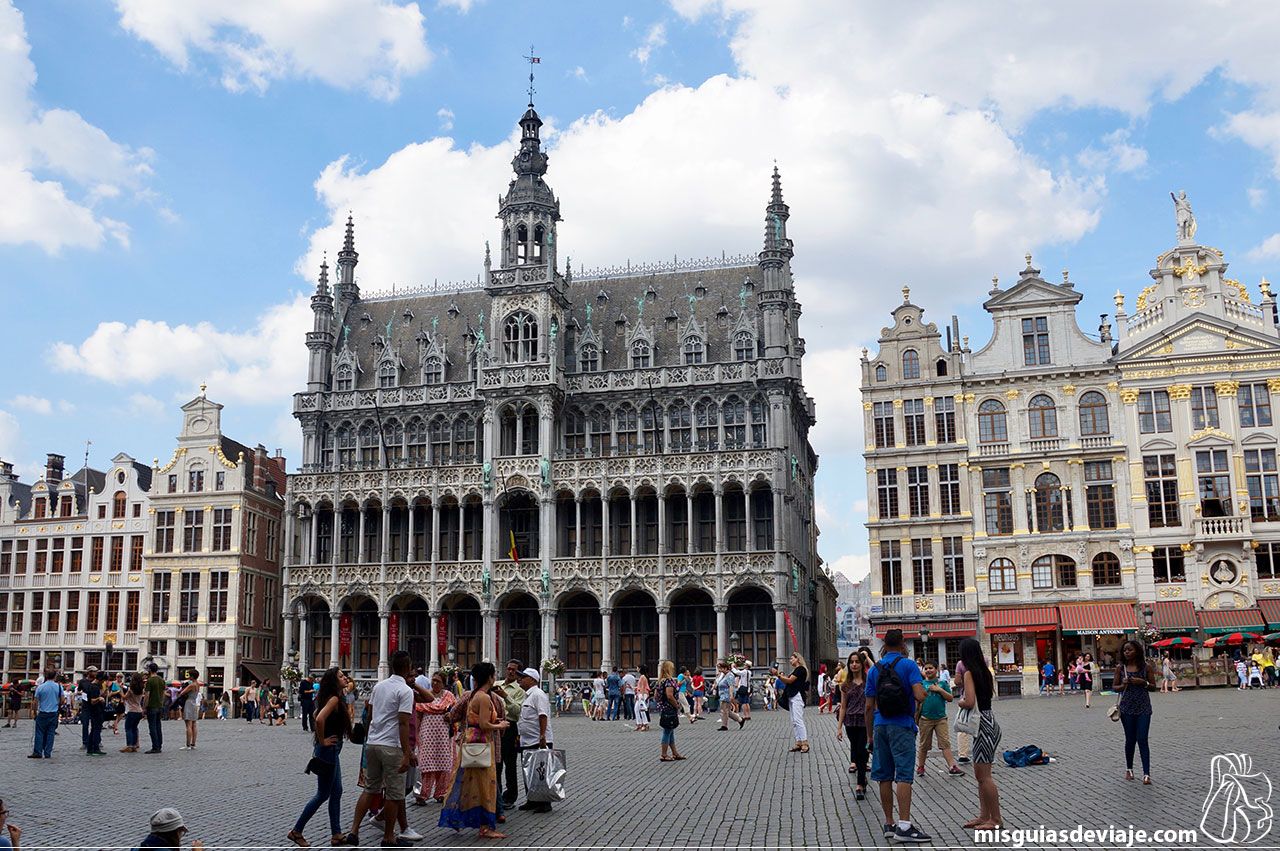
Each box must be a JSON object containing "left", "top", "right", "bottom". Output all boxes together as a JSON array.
[{"left": 1194, "top": 515, "right": 1251, "bottom": 541}]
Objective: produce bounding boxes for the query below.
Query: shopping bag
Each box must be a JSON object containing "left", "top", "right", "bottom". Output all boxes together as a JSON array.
[
  {"left": 953, "top": 707, "right": 978, "bottom": 736},
  {"left": 522, "top": 747, "right": 568, "bottom": 803},
  {"left": 1200, "top": 753, "right": 1273, "bottom": 844}
]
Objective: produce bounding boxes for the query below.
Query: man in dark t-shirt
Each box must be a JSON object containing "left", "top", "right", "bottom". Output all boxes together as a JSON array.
[
  {"left": 144, "top": 663, "right": 166, "bottom": 753},
  {"left": 84, "top": 672, "right": 106, "bottom": 755}
]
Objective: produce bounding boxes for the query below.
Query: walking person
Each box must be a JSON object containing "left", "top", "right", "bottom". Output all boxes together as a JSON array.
[
  {"left": 4, "top": 681, "right": 20, "bottom": 728},
  {"left": 1080, "top": 653, "right": 1096, "bottom": 708},
  {"left": 110, "top": 673, "right": 126, "bottom": 736},
  {"left": 84, "top": 670, "right": 108, "bottom": 756},
  {"left": 242, "top": 680, "right": 258, "bottom": 723},
  {"left": 957, "top": 638, "right": 1003, "bottom": 831},
  {"left": 915, "top": 662, "right": 963, "bottom": 776},
  {"left": 655, "top": 661, "right": 686, "bottom": 762},
  {"left": 817, "top": 664, "right": 829, "bottom": 713},
  {"left": 714, "top": 662, "right": 745, "bottom": 730},
  {"left": 439, "top": 661, "right": 508, "bottom": 840},
  {"left": 777, "top": 653, "right": 809, "bottom": 753},
  {"left": 591, "top": 672, "right": 606, "bottom": 721},
  {"left": 865, "top": 629, "right": 929, "bottom": 843},
  {"left": 413, "top": 672, "right": 456, "bottom": 805},
  {"left": 690, "top": 670, "right": 706, "bottom": 717},
  {"left": 1116, "top": 639, "right": 1155, "bottom": 785},
  {"left": 30, "top": 669, "right": 62, "bottom": 759},
  {"left": 121, "top": 672, "right": 146, "bottom": 753},
  {"left": 675, "top": 668, "right": 696, "bottom": 723},
  {"left": 836, "top": 653, "right": 869, "bottom": 800},
  {"left": 299, "top": 678, "right": 315, "bottom": 732},
  {"left": 515, "top": 668, "right": 555, "bottom": 814},
  {"left": 497, "top": 660, "right": 527, "bottom": 810},
  {"left": 731, "top": 659, "right": 753, "bottom": 720},
  {"left": 144, "top": 662, "right": 165, "bottom": 753},
  {"left": 621, "top": 667, "right": 636, "bottom": 721},
  {"left": 179, "top": 670, "right": 202, "bottom": 750},
  {"left": 287, "top": 668, "right": 353, "bottom": 848},
  {"left": 1160, "top": 653, "right": 1179, "bottom": 693}
]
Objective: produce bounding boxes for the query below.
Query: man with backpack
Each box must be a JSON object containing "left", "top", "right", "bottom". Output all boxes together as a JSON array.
[{"left": 864, "top": 629, "right": 929, "bottom": 843}]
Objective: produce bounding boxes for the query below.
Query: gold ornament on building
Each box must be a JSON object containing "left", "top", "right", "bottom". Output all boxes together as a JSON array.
[
  {"left": 1223, "top": 279, "right": 1251, "bottom": 302},
  {"left": 1119, "top": 388, "right": 1140, "bottom": 404},
  {"left": 1135, "top": 284, "right": 1158, "bottom": 312},
  {"left": 1166, "top": 383, "right": 1192, "bottom": 400},
  {"left": 1214, "top": 380, "right": 1240, "bottom": 397},
  {"left": 1171, "top": 260, "right": 1207, "bottom": 279},
  {"left": 1182, "top": 286, "right": 1206, "bottom": 307}
]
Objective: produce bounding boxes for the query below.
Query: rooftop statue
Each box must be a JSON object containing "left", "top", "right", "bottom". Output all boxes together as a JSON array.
[{"left": 1172, "top": 190, "right": 1197, "bottom": 243}]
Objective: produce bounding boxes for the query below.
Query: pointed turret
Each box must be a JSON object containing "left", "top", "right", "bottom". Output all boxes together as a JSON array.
[
  {"left": 759, "top": 165, "right": 796, "bottom": 358},
  {"left": 307, "top": 254, "right": 336, "bottom": 392},
  {"left": 336, "top": 213, "right": 359, "bottom": 304},
  {"left": 495, "top": 98, "right": 561, "bottom": 275}
]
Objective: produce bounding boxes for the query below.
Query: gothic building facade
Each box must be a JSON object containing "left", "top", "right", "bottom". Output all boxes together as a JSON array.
[
  {"left": 283, "top": 99, "right": 830, "bottom": 681},
  {"left": 865, "top": 199, "right": 1280, "bottom": 695}
]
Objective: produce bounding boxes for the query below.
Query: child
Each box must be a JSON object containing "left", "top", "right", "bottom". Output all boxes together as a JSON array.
[
  {"left": 915, "top": 662, "right": 963, "bottom": 776},
  {"left": 1236, "top": 657, "right": 1248, "bottom": 690},
  {"left": 1040, "top": 660, "right": 1055, "bottom": 695},
  {"left": 580, "top": 683, "right": 592, "bottom": 716},
  {"left": 1057, "top": 668, "right": 1066, "bottom": 695},
  {"left": 1249, "top": 662, "right": 1264, "bottom": 689}
]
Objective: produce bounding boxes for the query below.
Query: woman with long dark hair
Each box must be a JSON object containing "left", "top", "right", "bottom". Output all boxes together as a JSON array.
[
  {"left": 288, "top": 667, "right": 353, "bottom": 847},
  {"left": 1115, "top": 639, "right": 1155, "bottom": 784},
  {"left": 1080, "top": 652, "right": 1095, "bottom": 708},
  {"left": 957, "top": 638, "right": 1002, "bottom": 830},
  {"left": 439, "top": 661, "right": 508, "bottom": 840},
  {"left": 835, "top": 651, "right": 869, "bottom": 799},
  {"left": 120, "top": 671, "right": 146, "bottom": 753}
]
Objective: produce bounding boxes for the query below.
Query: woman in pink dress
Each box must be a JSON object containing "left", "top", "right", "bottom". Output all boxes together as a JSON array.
[{"left": 414, "top": 672, "right": 457, "bottom": 804}]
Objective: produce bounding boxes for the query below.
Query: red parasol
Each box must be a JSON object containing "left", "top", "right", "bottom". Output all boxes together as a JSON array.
[
  {"left": 1151, "top": 636, "right": 1199, "bottom": 648},
  {"left": 1204, "top": 632, "right": 1262, "bottom": 647}
]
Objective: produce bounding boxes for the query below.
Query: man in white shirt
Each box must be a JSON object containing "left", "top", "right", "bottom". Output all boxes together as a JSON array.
[
  {"left": 345, "top": 650, "right": 417, "bottom": 848},
  {"left": 515, "top": 668, "right": 555, "bottom": 814},
  {"left": 620, "top": 668, "right": 637, "bottom": 721},
  {"left": 732, "top": 661, "right": 753, "bottom": 719}
]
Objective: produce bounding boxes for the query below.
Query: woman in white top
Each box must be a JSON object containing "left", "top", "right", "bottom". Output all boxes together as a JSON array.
[{"left": 179, "top": 671, "right": 203, "bottom": 749}]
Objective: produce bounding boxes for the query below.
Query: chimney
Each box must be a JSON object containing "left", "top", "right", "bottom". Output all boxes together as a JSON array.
[
  {"left": 253, "top": 445, "right": 268, "bottom": 492},
  {"left": 45, "top": 453, "right": 65, "bottom": 483},
  {"left": 0, "top": 460, "right": 14, "bottom": 481}
]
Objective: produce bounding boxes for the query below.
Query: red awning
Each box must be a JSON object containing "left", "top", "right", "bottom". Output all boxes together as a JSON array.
[
  {"left": 1199, "top": 607, "right": 1267, "bottom": 634},
  {"left": 874, "top": 620, "right": 979, "bottom": 639},
  {"left": 1152, "top": 600, "right": 1198, "bottom": 632},
  {"left": 981, "top": 606, "right": 1059, "bottom": 633},
  {"left": 1059, "top": 601, "right": 1137, "bottom": 635},
  {"left": 1259, "top": 598, "right": 1280, "bottom": 629}
]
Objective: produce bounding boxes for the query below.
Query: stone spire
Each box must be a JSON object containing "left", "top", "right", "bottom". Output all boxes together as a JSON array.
[
  {"left": 496, "top": 94, "right": 560, "bottom": 273},
  {"left": 336, "top": 212, "right": 359, "bottom": 303},
  {"left": 316, "top": 254, "right": 330, "bottom": 297},
  {"left": 307, "top": 253, "right": 336, "bottom": 392},
  {"left": 759, "top": 165, "right": 794, "bottom": 290}
]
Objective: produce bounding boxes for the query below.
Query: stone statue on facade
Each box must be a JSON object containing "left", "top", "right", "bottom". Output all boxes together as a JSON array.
[
  {"left": 540, "top": 456, "right": 552, "bottom": 489},
  {"left": 482, "top": 460, "right": 493, "bottom": 491},
  {"left": 1172, "top": 190, "right": 1197, "bottom": 242}
]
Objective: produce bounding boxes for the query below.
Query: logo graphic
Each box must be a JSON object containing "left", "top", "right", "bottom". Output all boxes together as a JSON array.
[{"left": 1201, "top": 753, "right": 1273, "bottom": 844}]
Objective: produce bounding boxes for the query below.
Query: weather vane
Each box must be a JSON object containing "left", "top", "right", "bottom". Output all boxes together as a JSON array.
[{"left": 524, "top": 45, "right": 540, "bottom": 105}]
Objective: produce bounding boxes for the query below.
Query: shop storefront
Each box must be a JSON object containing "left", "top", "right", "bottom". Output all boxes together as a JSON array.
[
  {"left": 1058, "top": 601, "right": 1138, "bottom": 691},
  {"left": 981, "top": 606, "right": 1060, "bottom": 697},
  {"left": 1151, "top": 599, "right": 1201, "bottom": 687},
  {"left": 1199, "top": 606, "right": 1267, "bottom": 639},
  {"left": 874, "top": 620, "right": 979, "bottom": 666},
  {"left": 1259, "top": 598, "right": 1280, "bottom": 634}
]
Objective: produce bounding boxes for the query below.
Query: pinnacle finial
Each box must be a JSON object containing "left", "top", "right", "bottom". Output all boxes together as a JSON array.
[
  {"left": 770, "top": 163, "right": 784, "bottom": 207},
  {"left": 343, "top": 213, "right": 355, "bottom": 253},
  {"left": 317, "top": 251, "right": 330, "bottom": 294},
  {"left": 902, "top": 285, "right": 910, "bottom": 304},
  {"left": 1024, "top": 251, "right": 1033, "bottom": 269},
  {"left": 990, "top": 275, "right": 1000, "bottom": 294},
  {"left": 1113, "top": 290, "right": 1125, "bottom": 311},
  {"left": 199, "top": 382, "right": 207, "bottom": 397}
]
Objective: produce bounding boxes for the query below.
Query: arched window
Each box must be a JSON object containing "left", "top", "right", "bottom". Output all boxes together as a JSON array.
[
  {"left": 335, "top": 364, "right": 354, "bottom": 392},
  {"left": 723, "top": 396, "right": 746, "bottom": 447},
  {"left": 453, "top": 415, "right": 477, "bottom": 462},
  {"left": 615, "top": 404, "right": 638, "bottom": 453},
  {"left": 988, "top": 558, "right": 1016, "bottom": 592},
  {"left": 694, "top": 398, "right": 719, "bottom": 448},
  {"left": 357, "top": 421, "right": 378, "bottom": 465},
  {"left": 406, "top": 417, "right": 427, "bottom": 461},
  {"left": 875, "top": 364, "right": 887, "bottom": 382},
  {"left": 1032, "top": 554, "right": 1076, "bottom": 588},
  {"left": 1078, "top": 391, "right": 1109, "bottom": 436},
  {"left": 336, "top": 423, "right": 356, "bottom": 468},
  {"left": 1034, "top": 472, "right": 1065, "bottom": 532},
  {"left": 503, "top": 312, "right": 538, "bottom": 363},
  {"left": 936, "top": 358, "right": 948, "bottom": 377},
  {"left": 112, "top": 491, "right": 127, "bottom": 519},
  {"left": 902, "top": 349, "right": 920, "bottom": 379},
  {"left": 749, "top": 394, "right": 768, "bottom": 446},
  {"left": 319, "top": 423, "right": 334, "bottom": 469},
  {"left": 377, "top": 361, "right": 397, "bottom": 389},
  {"left": 1092, "top": 552, "right": 1121, "bottom": 587},
  {"left": 1055, "top": 555, "right": 1077, "bottom": 587},
  {"left": 564, "top": 407, "right": 586, "bottom": 453},
  {"left": 516, "top": 223, "right": 528, "bottom": 264},
  {"left": 429, "top": 416, "right": 450, "bottom": 463},
  {"left": 533, "top": 224, "right": 545, "bottom": 263},
  {"left": 668, "top": 401, "right": 691, "bottom": 450},
  {"left": 734, "top": 331, "right": 755, "bottom": 362},
  {"left": 631, "top": 339, "right": 651, "bottom": 369},
  {"left": 977, "top": 400, "right": 1008, "bottom": 443},
  {"left": 422, "top": 357, "right": 443, "bottom": 385},
  {"left": 589, "top": 407, "right": 612, "bottom": 455},
  {"left": 382, "top": 419, "right": 404, "bottom": 464},
  {"left": 579, "top": 343, "right": 599, "bottom": 373},
  {"left": 641, "top": 402, "right": 662, "bottom": 451},
  {"left": 1028, "top": 394, "right": 1058, "bottom": 438},
  {"left": 683, "top": 335, "right": 704, "bottom": 365}
]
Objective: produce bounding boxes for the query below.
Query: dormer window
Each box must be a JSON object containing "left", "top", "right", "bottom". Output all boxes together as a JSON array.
[
  {"left": 875, "top": 364, "right": 887, "bottom": 382},
  {"left": 335, "top": 364, "right": 354, "bottom": 392},
  {"left": 33, "top": 497, "right": 46, "bottom": 519},
  {"left": 378, "top": 361, "right": 398, "bottom": 389},
  {"left": 1022, "top": 316, "right": 1050, "bottom": 365},
  {"left": 422, "top": 357, "right": 443, "bottom": 385},
  {"left": 579, "top": 344, "right": 599, "bottom": 373},
  {"left": 631, "top": 340, "right": 651, "bottom": 369},
  {"left": 902, "top": 349, "right": 920, "bottom": 380},
  {"left": 503, "top": 311, "right": 538, "bottom": 363},
  {"left": 734, "top": 331, "right": 755, "bottom": 362},
  {"left": 683, "top": 335, "right": 704, "bottom": 365},
  {"left": 936, "top": 359, "right": 948, "bottom": 377}
]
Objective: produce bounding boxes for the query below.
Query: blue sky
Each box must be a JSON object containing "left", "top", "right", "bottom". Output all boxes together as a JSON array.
[{"left": 4, "top": 1, "right": 1280, "bottom": 583}]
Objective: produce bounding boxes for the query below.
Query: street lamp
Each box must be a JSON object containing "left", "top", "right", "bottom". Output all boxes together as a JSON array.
[
  {"left": 918, "top": 627, "right": 932, "bottom": 664},
  {"left": 729, "top": 631, "right": 740, "bottom": 657},
  {"left": 548, "top": 638, "right": 560, "bottom": 697}
]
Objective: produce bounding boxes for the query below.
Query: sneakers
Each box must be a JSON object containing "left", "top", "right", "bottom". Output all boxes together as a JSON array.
[
  {"left": 893, "top": 824, "right": 931, "bottom": 843},
  {"left": 882, "top": 824, "right": 896, "bottom": 839},
  {"left": 948, "top": 765, "right": 966, "bottom": 776},
  {"left": 957, "top": 756, "right": 971, "bottom": 764},
  {"left": 398, "top": 828, "right": 424, "bottom": 841}
]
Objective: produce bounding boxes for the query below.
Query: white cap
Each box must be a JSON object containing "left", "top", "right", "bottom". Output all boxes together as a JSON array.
[{"left": 519, "top": 667, "right": 540, "bottom": 681}]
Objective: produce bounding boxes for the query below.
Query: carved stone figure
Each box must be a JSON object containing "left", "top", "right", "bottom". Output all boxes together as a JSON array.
[{"left": 1172, "top": 190, "right": 1197, "bottom": 242}]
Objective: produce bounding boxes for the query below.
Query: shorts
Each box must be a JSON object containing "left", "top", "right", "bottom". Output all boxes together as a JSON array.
[
  {"left": 735, "top": 686, "right": 749, "bottom": 703},
  {"left": 916, "top": 717, "right": 950, "bottom": 752},
  {"left": 871, "top": 724, "right": 917, "bottom": 784},
  {"left": 693, "top": 690, "right": 704, "bottom": 698},
  {"left": 364, "top": 744, "right": 407, "bottom": 800}
]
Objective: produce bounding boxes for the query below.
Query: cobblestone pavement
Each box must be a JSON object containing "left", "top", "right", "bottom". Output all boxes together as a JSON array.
[{"left": 2, "top": 687, "right": 1274, "bottom": 849}]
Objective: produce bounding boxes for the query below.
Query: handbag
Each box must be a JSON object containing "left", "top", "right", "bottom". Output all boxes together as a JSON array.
[
  {"left": 349, "top": 722, "right": 367, "bottom": 745},
  {"left": 460, "top": 740, "right": 493, "bottom": 769},
  {"left": 658, "top": 707, "right": 680, "bottom": 730},
  {"left": 953, "top": 706, "right": 979, "bottom": 736},
  {"left": 1107, "top": 703, "right": 1121, "bottom": 722}
]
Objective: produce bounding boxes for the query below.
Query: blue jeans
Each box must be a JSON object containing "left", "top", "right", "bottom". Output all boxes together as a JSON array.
[
  {"left": 33, "top": 711, "right": 58, "bottom": 757},
  {"left": 606, "top": 694, "right": 621, "bottom": 720},
  {"left": 1120, "top": 712, "right": 1151, "bottom": 775},
  {"left": 661, "top": 727, "right": 675, "bottom": 747},
  {"left": 871, "top": 724, "right": 917, "bottom": 783},
  {"left": 146, "top": 708, "right": 163, "bottom": 751},
  {"left": 295, "top": 747, "right": 343, "bottom": 835},
  {"left": 623, "top": 694, "right": 635, "bottom": 720},
  {"left": 87, "top": 715, "right": 103, "bottom": 753},
  {"left": 124, "top": 711, "right": 143, "bottom": 748}
]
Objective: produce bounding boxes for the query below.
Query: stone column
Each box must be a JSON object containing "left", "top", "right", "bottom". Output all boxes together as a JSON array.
[
  {"left": 377, "top": 611, "right": 390, "bottom": 677},
  {"left": 428, "top": 610, "right": 441, "bottom": 672},
  {"left": 310, "top": 511, "right": 320, "bottom": 565},
  {"left": 482, "top": 608, "right": 497, "bottom": 663},
  {"left": 482, "top": 497, "right": 494, "bottom": 567},
  {"left": 430, "top": 503, "right": 440, "bottom": 579},
  {"left": 284, "top": 506, "right": 297, "bottom": 568},
  {"left": 657, "top": 606, "right": 670, "bottom": 662},
  {"left": 329, "top": 611, "right": 341, "bottom": 668},
  {"left": 630, "top": 493, "right": 638, "bottom": 556},
  {"left": 686, "top": 493, "right": 695, "bottom": 554},
  {"left": 379, "top": 503, "right": 390, "bottom": 583},
  {"left": 540, "top": 606, "right": 554, "bottom": 665},
  {"left": 714, "top": 487, "right": 725, "bottom": 551},
  {"left": 539, "top": 493, "right": 553, "bottom": 592},
  {"left": 715, "top": 604, "right": 728, "bottom": 662},
  {"left": 298, "top": 612, "right": 310, "bottom": 675},
  {"left": 357, "top": 503, "right": 367, "bottom": 563},
  {"left": 283, "top": 612, "right": 296, "bottom": 663},
  {"left": 406, "top": 503, "right": 416, "bottom": 562},
  {"left": 574, "top": 497, "right": 582, "bottom": 559},
  {"left": 600, "top": 607, "right": 613, "bottom": 671},
  {"left": 774, "top": 604, "right": 788, "bottom": 668}
]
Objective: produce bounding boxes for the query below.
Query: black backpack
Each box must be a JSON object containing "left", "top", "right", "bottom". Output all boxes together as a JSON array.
[{"left": 874, "top": 657, "right": 910, "bottom": 718}]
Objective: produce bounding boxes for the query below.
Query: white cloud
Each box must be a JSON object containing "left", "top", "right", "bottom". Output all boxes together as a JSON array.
[
  {"left": 1077, "top": 129, "right": 1148, "bottom": 174},
  {"left": 0, "top": 410, "right": 21, "bottom": 464},
  {"left": 0, "top": 1, "right": 153, "bottom": 253},
  {"left": 570, "top": 66, "right": 588, "bottom": 83},
  {"left": 436, "top": 107, "right": 454, "bottom": 131},
  {"left": 50, "top": 294, "right": 311, "bottom": 406},
  {"left": 114, "top": 0, "right": 431, "bottom": 100},
  {"left": 124, "top": 393, "right": 166, "bottom": 419},
  {"left": 829, "top": 553, "right": 870, "bottom": 583},
  {"left": 1249, "top": 187, "right": 1267, "bottom": 210},
  {"left": 10, "top": 395, "right": 51, "bottom": 415},
  {"left": 1248, "top": 232, "right": 1280, "bottom": 261},
  {"left": 436, "top": 0, "right": 478, "bottom": 11},
  {"left": 631, "top": 22, "right": 666, "bottom": 66}
]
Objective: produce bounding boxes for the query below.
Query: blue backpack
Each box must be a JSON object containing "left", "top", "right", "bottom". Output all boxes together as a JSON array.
[{"left": 1002, "top": 745, "right": 1046, "bottom": 767}]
